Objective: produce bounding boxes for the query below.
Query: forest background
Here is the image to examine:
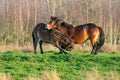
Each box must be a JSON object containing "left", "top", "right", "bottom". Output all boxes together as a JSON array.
[{"left": 0, "top": 0, "right": 120, "bottom": 52}]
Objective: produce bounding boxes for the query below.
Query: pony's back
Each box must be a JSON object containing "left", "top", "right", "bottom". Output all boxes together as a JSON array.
[{"left": 33, "top": 23, "right": 52, "bottom": 42}]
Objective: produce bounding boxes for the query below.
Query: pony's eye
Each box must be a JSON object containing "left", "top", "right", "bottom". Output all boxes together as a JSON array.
[{"left": 64, "top": 39, "right": 66, "bottom": 42}]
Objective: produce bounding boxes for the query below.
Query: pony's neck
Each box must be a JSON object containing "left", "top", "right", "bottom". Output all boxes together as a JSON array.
[
  {"left": 67, "top": 26, "right": 75, "bottom": 38},
  {"left": 60, "top": 22, "right": 75, "bottom": 38}
]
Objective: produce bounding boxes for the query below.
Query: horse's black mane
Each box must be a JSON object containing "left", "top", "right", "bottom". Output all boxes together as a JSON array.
[
  {"left": 60, "top": 21, "right": 73, "bottom": 29},
  {"left": 77, "top": 23, "right": 96, "bottom": 27}
]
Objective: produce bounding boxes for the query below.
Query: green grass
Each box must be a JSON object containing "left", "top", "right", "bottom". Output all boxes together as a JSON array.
[{"left": 0, "top": 51, "right": 120, "bottom": 80}]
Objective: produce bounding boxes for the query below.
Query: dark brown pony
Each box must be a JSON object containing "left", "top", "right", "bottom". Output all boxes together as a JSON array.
[
  {"left": 47, "top": 16, "right": 105, "bottom": 55},
  {"left": 32, "top": 23, "right": 74, "bottom": 54}
]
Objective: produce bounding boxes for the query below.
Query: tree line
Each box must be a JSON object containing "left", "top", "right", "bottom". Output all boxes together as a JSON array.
[{"left": 0, "top": 0, "right": 120, "bottom": 46}]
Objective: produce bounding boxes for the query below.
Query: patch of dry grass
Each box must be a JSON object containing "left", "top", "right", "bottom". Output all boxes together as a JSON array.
[
  {"left": 85, "top": 68, "right": 120, "bottom": 80},
  {"left": 85, "top": 68, "right": 103, "bottom": 80},
  {"left": 0, "top": 43, "right": 120, "bottom": 53},
  {"left": 101, "top": 43, "right": 120, "bottom": 52},
  {"left": 0, "top": 69, "right": 120, "bottom": 80},
  {"left": 0, "top": 43, "right": 57, "bottom": 53},
  {"left": 0, "top": 70, "right": 60, "bottom": 80},
  {"left": 105, "top": 71, "right": 120, "bottom": 80},
  {"left": 40, "top": 70, "right": 60, "bottom": 80},
  {"left": 24, "top": 70, "right": 60, "bottom": 80},
  {"left": 0, "top": 73, "right": 13, "bottom": 80}
]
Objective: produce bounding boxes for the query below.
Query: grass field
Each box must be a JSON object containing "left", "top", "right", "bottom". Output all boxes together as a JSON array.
[{"left": 0, "top": 51, "right": 120, "bottom": 80}]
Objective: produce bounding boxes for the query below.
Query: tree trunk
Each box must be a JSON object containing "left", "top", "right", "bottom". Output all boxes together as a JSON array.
[
  {"left": 34, "top": 0, "right": 37, "bottom": 25},
  {"left": 26, "top": 0, "right": 30, "bottom": 30},
  {"left": 109, "top": 0, "right": 113, "bottom": 44}
]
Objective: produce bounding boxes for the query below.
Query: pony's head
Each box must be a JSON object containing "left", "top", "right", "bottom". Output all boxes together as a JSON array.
[
  {"left": 60, "top": 37, "right": 74, "bottom": 51},
  {"left": 47, "top": 16, "right": 63, "bottom": 29}
]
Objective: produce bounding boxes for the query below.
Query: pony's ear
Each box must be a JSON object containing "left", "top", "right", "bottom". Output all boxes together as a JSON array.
[
  {"left": 50, "top": 16, "right": 54, "bottom": 19},
  {"left": 61, "top": 44, "right": 66, "bottom": 49},
  {"left": 50, "top": 15, "right": 55, "bottom": 19}
]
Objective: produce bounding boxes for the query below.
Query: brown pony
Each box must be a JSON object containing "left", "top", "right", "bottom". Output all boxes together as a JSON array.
[
  {"left": 32, "top": 23, "right": 74, "bottom": 54},
  {"left": 47, "top": 16, "right": 105, "bottom": 55}
]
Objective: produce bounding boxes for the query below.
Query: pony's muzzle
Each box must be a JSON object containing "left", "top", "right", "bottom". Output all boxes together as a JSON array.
[
  {"left": 66, "top": 46, "right": 73, "bottom": 51},
  {"left": 47, "top": 24, "right": 51, "bottom": 29},
  {"left": 61, "top": 43, "right": 73, "bottom": 51},
  {"left": 65, "top": 43, "right": 74, "bottom": 51}
]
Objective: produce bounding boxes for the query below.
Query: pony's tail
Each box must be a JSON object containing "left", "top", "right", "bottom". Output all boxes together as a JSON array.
[
  {"left": 98, "top": 27, "right": 105, "bottom": 49},
  {"left": 32, "top": 28, "right": 37, "bottom": 54},
  {"left": 32, "top": 29, "right": 34, "bottom": 39},
  {"left": 32, "top": 30, "right": 35, "bottom": 44}
]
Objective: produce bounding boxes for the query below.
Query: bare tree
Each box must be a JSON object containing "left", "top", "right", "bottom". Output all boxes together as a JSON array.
[
  {"left": 19, "top": 0, "right": 23, "bottom": 31},
  {"left": 109, "top": 0, "right": 113, "bottom": 44},
  {"left": 26, "top": 0, "right": 30, "bottom": 30},
  {"left": 34, "top": 0, "right": 38, "bottom": 25},
  {"left": 0, "top": 0, "right": 120, "bottom": 46}
]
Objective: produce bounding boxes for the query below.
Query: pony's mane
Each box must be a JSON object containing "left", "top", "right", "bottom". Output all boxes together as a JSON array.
[
  {"left": 60, "top": 21, "right": 73, "bottom": 29},
  {"left": 76, "top": 23, "right": 97, "bottom": 28}
]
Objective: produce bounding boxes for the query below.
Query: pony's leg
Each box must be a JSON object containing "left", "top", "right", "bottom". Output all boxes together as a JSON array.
[
  {"left": 90, "top": 38, "right": 99, "bottom": 55},
  {"left": 91, "top": 43, "right": 98, "bottom": 55},
  {"left": 90, "top": 30, "right": 100, "bottom": 55},
  {"left": 55, "top": 42, "right": 67, "bottom": 54},
  {"left": 32, "top": 32, "right": 38, "bottom": 54},
  {"left": 58, "top": 48, "right": 67, "bottom": 54},
  {"left": 39, "top": 40, "right": 43, "bottom": 54},
  {"left": 33, "top": 39, "right": 38, "bottom": 54},
  {"left": 91, "top": 27, "right": 105, "bottom": 55}
]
